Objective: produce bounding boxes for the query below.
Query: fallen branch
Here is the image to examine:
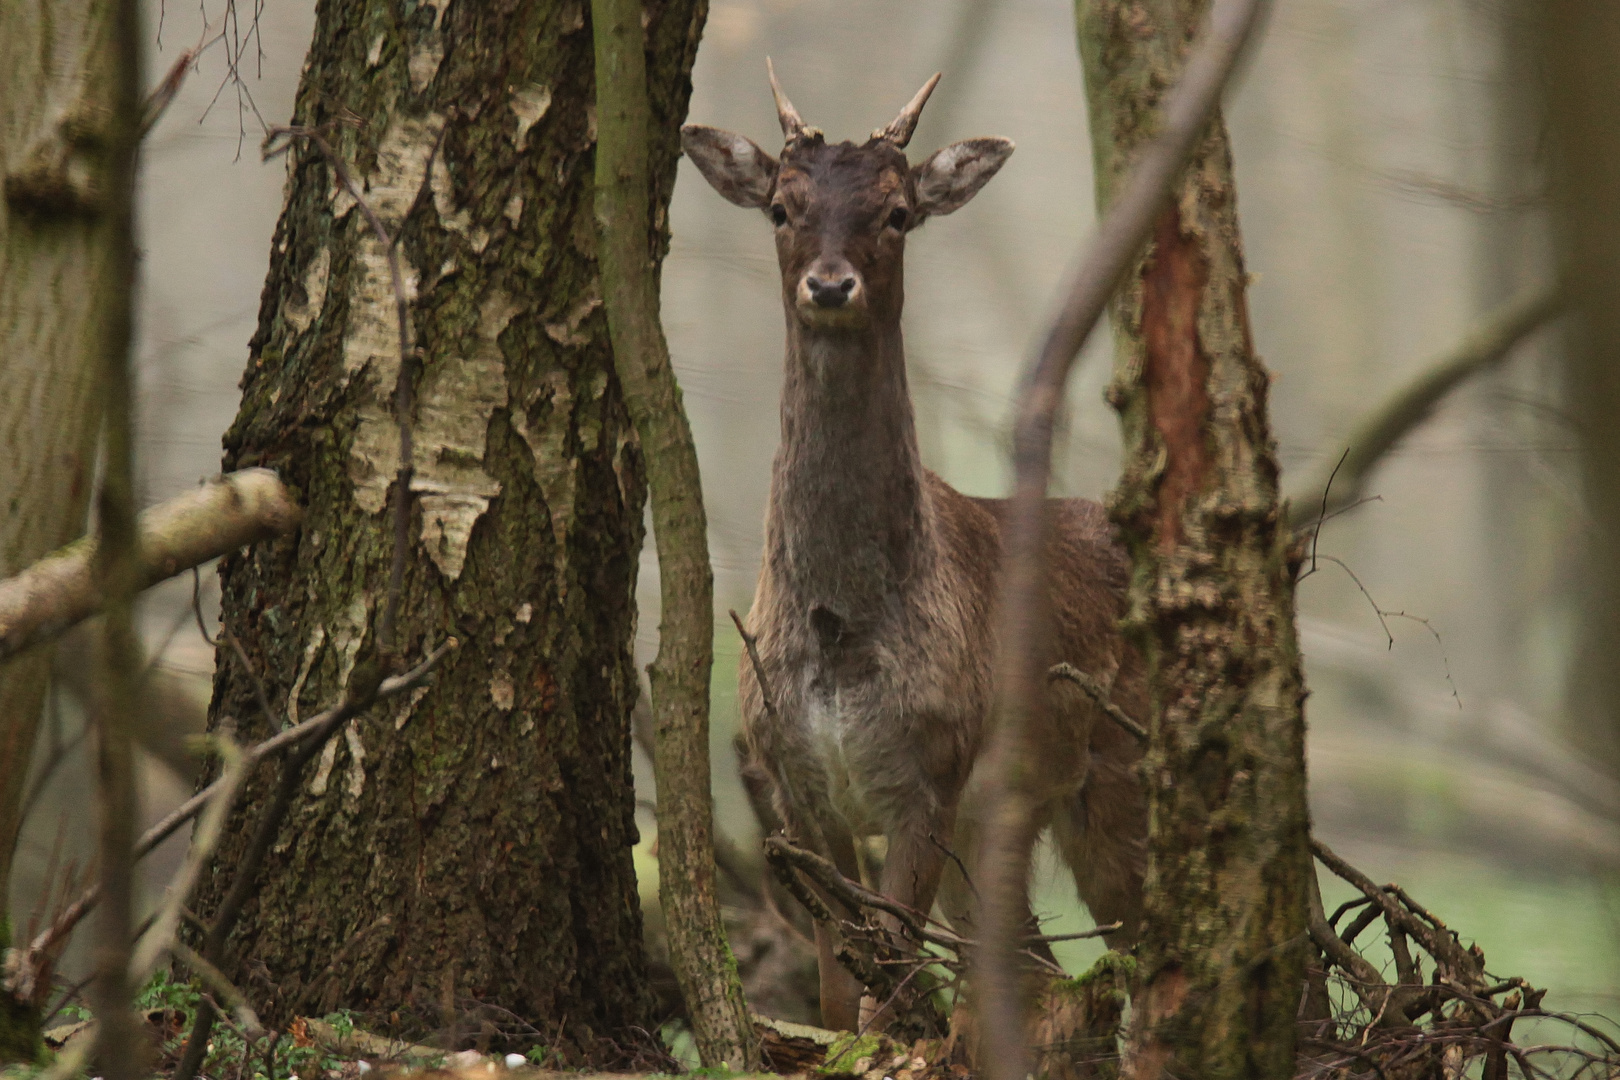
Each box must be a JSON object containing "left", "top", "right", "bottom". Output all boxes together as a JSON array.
[
  {"left": 1287, "top": 286, "right": 1561, "bottom": 532},
  {"left": 0, "top": 469, "right": 301, "bottom": 662}
]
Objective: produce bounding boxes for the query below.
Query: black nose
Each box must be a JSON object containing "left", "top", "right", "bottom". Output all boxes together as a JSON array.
[{"left": 806, "top": 274, "right": 857, "bottom": 308}]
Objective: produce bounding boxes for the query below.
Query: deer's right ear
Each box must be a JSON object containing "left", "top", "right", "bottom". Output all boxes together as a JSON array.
[{"left": 681, "top": 126, "right": 778, "bottom": 209}]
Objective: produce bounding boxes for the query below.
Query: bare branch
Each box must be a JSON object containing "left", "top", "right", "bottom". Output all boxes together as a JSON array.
[
  {"left": 0, "top": 469, "right": 302, "bottom": 662},
  {"left": 1286, "top": 286, "right": 1561, "bottom": 532},
  {"left": 975, "top": 0, "right": 1267, "bottom": 1075},
  {"left": 20, "top": 640, "right": 455, "bottom": 969}
]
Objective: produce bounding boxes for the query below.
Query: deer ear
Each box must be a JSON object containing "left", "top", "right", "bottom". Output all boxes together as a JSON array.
[
  {"left": 912, "top": 137, "right": 1015, "bottom": 217},
  {"left": 681, "top": 125, "right": 778, "bottom": 209}
]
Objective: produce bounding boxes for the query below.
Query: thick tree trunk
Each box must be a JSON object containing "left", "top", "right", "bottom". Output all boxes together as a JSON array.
[
  {"left": 0, "top": 0, "right": 128, "bottom": 1061},
  {"left": 1538, "top": 2, "right": 1620, "bottom": 779},
  {"left": 190, "top": 0, "right": 706, "bottom": 1060},
  {"left": 1076, "top": 2, "right": 1311, "bottom": 1077}
]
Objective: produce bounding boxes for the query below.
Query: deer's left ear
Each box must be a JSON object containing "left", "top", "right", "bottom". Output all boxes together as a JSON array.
[{"left": 912, "top": 137, "right": 1015, "bottom": 217}]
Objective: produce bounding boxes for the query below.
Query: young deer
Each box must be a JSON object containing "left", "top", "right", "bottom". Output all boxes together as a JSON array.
[{"left": 682, "top": 68, "right": 1147, "bottom": 1031}]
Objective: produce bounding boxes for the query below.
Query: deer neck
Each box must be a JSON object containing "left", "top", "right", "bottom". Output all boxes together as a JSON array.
[{"left": 765, "top": 319, "right": 932, "bottom": 624}]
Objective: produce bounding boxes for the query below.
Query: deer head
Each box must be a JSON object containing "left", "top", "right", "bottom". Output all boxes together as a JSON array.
[{"left": 681, "top": 63, "right": 1015, "bottom": 331}]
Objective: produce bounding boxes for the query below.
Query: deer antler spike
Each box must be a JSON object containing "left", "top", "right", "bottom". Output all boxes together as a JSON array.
[
  {"left": 766, "top": 57, "right": 809, "bottom": 141},
  {"left": 873, "top": 72, "right": 942, "bottom": 148}
]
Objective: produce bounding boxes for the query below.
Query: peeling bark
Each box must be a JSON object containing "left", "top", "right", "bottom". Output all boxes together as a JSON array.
[
  {"left": 1076, "top": 1, "right": 1310, "bottom": 1077},
  {"left": 190, "top": 0, "right": 707, "bottom": 1059}
]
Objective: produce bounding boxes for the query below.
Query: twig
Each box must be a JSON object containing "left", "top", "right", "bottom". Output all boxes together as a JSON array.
[
  {"left": 0, "top": 470, "right": 302, "bottom": 662},
  {"left": 22, "top": 640, "right": 456, "bottom": 969},
  {"left": 729, "top": 609, "right": 832, "bottom": 859},
  {"left": 1310, "top": 448, "right": 1351, "bottom": 575},
  {"left": 127, "top": 733, "right": 247, "bottom": 986},
  {"left": 285, "top": 915, "right": 394, "bottom": 1020},
  {"left": 1046, "top": 663, "right": 1148, "bottom": 745},
  {"left": 191, "top": 565, "right": 219, "bottom": 646},
  {"left": 976, "top": 0, "right": 1268, "bottom": 1073},
  {"left": 140, "top": 37, "right": 202, "bottom": 136},
  {"left": 1286, "top": 286, "right": 1562, "bottom": 531},
  {"left": 171, "top": 944, "right": 263, "bottom": 1038}
]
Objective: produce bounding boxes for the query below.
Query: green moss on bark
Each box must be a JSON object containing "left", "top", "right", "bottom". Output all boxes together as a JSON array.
[{"left": 1076, "top": 1, "right": 1311, "bottom": 1077}]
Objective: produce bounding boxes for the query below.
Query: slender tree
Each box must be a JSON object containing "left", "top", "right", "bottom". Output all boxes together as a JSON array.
[
  {"left": 1076, "top": 1, "right": 1311, "bottom": 1075},
  {"left": 0, "top": 0, "right": 134, "bottom": 1061},
  {"left": 189, "top": 0, "right": 706, "bottom": 1059},
  {"left": 1537, "top": 1, "right": 1620, "bottom": 779}
]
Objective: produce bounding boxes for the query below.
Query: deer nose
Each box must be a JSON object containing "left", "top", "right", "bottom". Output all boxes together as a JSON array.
[{"left": 805, "top": 273, "right": 858, "bottom": 308}]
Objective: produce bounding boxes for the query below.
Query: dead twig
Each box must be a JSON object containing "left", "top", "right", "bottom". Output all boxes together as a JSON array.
[
  {"left": 1046, "top": 663, "right": 1148, "bottom": 745},
  {"left": 21, "top": 640, "right": 456, "bottom": 973}
]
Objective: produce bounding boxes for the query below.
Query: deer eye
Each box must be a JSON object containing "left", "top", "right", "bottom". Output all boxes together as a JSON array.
[
  {"left": 770, "top": 204, "right": 789, "bottom": 227},
  {"left": 886, "top": 206, "right": 909, "bottom": 231}
]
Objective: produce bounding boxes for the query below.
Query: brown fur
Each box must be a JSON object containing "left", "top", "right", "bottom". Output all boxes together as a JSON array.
[{"left": 683, "top": 91, "right": 1146, "bottom": 1031}]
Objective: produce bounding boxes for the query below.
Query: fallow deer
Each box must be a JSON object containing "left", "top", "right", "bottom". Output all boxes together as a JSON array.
[{"left": 681, "top": 67, "right": 1147, "bottom": 1031}]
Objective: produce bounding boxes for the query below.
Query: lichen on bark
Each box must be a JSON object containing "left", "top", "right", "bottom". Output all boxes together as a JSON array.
[
  {"left": 1075, "top": 0, "right": 1311, "bottom": 1076},
  {"left": 191, "top": 0, "right": 709, "bottom": 1059}
]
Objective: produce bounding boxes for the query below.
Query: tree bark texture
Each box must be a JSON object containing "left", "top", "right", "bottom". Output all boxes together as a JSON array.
[
  {"left": 1076, "top": 2, "right": 1311, "bottom": 1077},
  {"left": 0, "top": 0, "right": 131, "bottom": 1060},
  {"left": 1537, "top": 2, "right": 1620, "bottom": 779},
  {"left": 190, "top": 0, "right": 706, "bottom": 1058},
  {"left": 591, "top": 0, "right": 758, "bottom": 1068}
]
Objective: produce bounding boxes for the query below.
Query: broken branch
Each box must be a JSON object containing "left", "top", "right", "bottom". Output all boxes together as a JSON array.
[{"left": 0, "top": 469, "right": 301, "bottom": 662}]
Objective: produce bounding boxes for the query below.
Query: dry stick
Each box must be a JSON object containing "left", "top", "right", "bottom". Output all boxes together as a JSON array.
[
  {"left": 22, "top": 641, "right": 455, "bottom": 972},
  {"left": 0, "top": 469, "right": 301, "bottom": 662},
  {"left": 1047, "top": 662, "right": 1148, "bottom": 745},
  {"left": 592, "top": 0, "right": 758, "bottom": 1067},
  {"left": 729, "top": 609, "right": 833, "bottom": 860},
  {"left": 974, "top": 1, "right": 1267, "bottom": 1076},
  {"left": 1285, "top": 286, "right": 1561, "bottom": 532},
  {"left": 127, "top": 734, "right": 248, "bottom": 986}
]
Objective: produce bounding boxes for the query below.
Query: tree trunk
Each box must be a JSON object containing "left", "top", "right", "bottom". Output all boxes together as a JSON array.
[
  {"left": 0, "top": 0, "right": 127, "bottom": 1061},
  {"left": 1075, "top": 2, "right": 1311, "bottom": 1077},
  {"left": 1537, "top": 2, "right": 1620, "bottom": 779},
  {"left": 190, "top": 0, "right": 706, "bottom": 1060}
]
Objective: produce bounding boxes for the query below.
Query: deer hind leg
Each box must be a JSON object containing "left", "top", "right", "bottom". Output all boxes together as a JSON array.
[{"left": 1049, "top": 777, "right": 1145, "bottom": 948}]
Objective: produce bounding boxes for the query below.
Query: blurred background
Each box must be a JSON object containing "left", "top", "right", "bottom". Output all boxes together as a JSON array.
[{"left": 12, "top": 0, "right": 1616, "bottom": 1022}]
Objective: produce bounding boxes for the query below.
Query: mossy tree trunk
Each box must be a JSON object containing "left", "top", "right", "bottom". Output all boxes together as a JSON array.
[
  {"left": 1076, "top": 2, "right": 1311, "bottom": 1077},
  {"left": 191, "top": 0, "right": 706, "bottom": 1059},
  {"left": 0, "top": 0, "right": 131, "bottom": 1062}
]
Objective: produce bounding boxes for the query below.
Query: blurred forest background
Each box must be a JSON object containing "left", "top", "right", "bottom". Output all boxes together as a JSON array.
[{"left": 13, "top": 0, "right": 1617, "bottom": 1022}]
